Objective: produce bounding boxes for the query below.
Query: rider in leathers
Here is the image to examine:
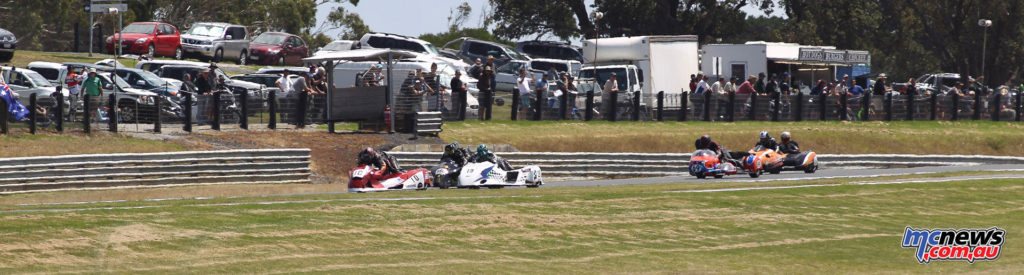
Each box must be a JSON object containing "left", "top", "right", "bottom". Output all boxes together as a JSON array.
[
  {"left": 470, "top": 144, "right": 514, "bottom": 171},
  {"left": 440, "top": 142, "right": 471, "bottom": 166},
  {"left": 695, "top": 135, "right": 742, "bottom": 167},
  {"left": 755, "top": 131, "right": 780, "bottom": 152},
  {"left": 357, "top": 147, "right": 401, "bottom": 176},
  {"left": 778, "top": 131, "right": 800, "bottom": 154}
]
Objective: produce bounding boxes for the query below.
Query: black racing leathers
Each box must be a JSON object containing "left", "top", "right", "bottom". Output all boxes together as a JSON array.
[
  {"left": 779, "top": 141, "right": 800, "bottom": 154},
  {"left": 755, "top": 138, "right": 780, "bottom": 152},
  {"left": 441, "top": 148, "right": 472, "bottom": 167},
  {"left": 695, "top": 139, "right": 742, "bottom": 167}
]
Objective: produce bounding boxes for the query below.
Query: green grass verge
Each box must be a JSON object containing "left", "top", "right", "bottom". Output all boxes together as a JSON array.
[
  {"left": 0, "top": 132, "right": 184, "bottom": 158},
  {"left": 0, "top": 177, "right": 1020, "bottom": 273},
  {"left": 441, "top": 120, "right": 1024, "bottom": 155}
]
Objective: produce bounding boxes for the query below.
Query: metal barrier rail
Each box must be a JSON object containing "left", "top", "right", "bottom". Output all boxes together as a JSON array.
[{"left": 0, "top": 149, "right": 312, "bottom": 194}]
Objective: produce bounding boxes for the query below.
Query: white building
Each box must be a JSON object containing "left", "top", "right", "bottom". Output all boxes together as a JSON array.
[{"left": 702, "top": 41, "right": 870, "bottom": 89}]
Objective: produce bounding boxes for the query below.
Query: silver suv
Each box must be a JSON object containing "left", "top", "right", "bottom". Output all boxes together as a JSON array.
[{"left": 181, "top": 22, "right": 250, "bottom": 65}]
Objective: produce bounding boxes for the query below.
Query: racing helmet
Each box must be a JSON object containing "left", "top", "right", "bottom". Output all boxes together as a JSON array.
[
  {"left": 358, "top": 147, "right": 375, "bottom": 163},
  {"left": 444, "top": 142, "right": 460, "bottom": 155},
  {"left": 697, "top": 135, "right": 711, "bottom": 148},
  {"left": 759, "top": 131, "right": 771, "bottom": 142},
  {"left": 781, "top": 132, "right": 791, "bottom": 143},
  {"left": 476, "top": 144, "right": 490, "bottom": 158}
]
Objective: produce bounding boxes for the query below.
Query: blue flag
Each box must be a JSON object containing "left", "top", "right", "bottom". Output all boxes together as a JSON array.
[{"left": 0, "top": 81, "right": 30, "bottom": 121}]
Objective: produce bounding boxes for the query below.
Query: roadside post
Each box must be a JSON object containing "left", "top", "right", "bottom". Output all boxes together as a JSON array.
[
  {"left": 212, "top": 92, "right": 221, "bottom": 130},
  {"left": 511, "top": 89, "right": 519, "bottom": 120},
  {"left": 153, "top": 95, "right": 161, "bottom": 133},
  {"left": 608, "top": 91, "right": 618, "bottom": 121},
  {"left": 657, "top": 91, "right": 664, "bottom": 121},
  {"left": 770, "top": 93, "right": 779, "bottom": 122},
  {"left": 534, "top": 89, "right": 543, "bottom": 121},
  {"left": 728, "top": 91, "right": 736, "bottom": 122},
  {"left": 930, "top": 92, "right": 938, "bottom": 120},
  {"left": 183, "top": 92, "right": 192, "bottom": 132},
  {"left": 585, "top": 90, "right": 594, "bottom": 121},
  {"left": 906, "top": 92, "right": 915, "bottom": 121},
  {"left": 860, "top": 93, "right": 871, "bottom": 121},
  {"left": 632, "top": 90, "right": 640, "bottom": 121},
  {"left": 239, "top": 92, "right": 248, "bottom": 130},
  {"left": 83, "top": 93, "right": 91, "bottom": 133},
  {"left": 703, "top": 90, "right": 712, "bottom": 122},
  {"left": 951, "top": 92, "right": 960, "bottom": 121},
  {"left": 559, "top": 90, "right": 568, "bottom": 120},
  {"left": 750, "top": 92, "right": 759, "bottom": 121},
  {"left": 817, "top": 93, "right": 826, "bottom": 121},
  {"left": 55, "top": 90, "right": 64, "bottom": 132},
  {"left": 268, "top": 91, "right": 277, "bottom": 129},
  {"left": 678, "top": 91, "right": 688, "bottom": 121},
  {"left": 794, "top": 93, "right": 802, "bottom": 122},
  {"left": 107, "top": 93, "right": 117, "bottom": 132},
  {"left": 884, "top": 92, "right": 893, "bottom": 121},
  {"left": 973, "top": 91, "right": 982, "bottom": 120},
  {"left": 840, "top": 92, "right": 848, "bottom": 120},
  {"left": 28, "top": 93, "right": 37, "bottom": 135},
  {"left": 0, "top": 98, "right": 7, "bottom": 135},
  {"left": 992, "top": 93, "right": 1000, "bottom": 121},
  {"left": 296, "top": 90, "right": 307, "bottom": 128}
]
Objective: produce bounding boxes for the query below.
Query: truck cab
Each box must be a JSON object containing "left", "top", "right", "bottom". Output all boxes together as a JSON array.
[{"left": 578, "top": 65, "right": 643, "bottom": 103}]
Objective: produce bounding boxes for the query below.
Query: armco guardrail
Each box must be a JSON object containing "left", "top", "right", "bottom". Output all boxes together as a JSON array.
[
  {"left": 389, "top": 152, "right": 1024, "bottom": 177},
  {"left": 0, "top": 149, "right": 311, "bottom": 194}
]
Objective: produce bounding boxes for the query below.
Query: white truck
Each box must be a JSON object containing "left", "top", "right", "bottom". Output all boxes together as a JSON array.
[{"left": 579, "top": 35, "right": 699, "bottom": 107}]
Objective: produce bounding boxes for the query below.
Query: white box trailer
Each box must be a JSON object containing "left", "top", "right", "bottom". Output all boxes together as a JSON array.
[{"left": 581, "top": 35, "right": 699, "bottom": 106}]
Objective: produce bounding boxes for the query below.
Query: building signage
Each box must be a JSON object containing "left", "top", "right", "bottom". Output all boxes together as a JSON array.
[
  {"left": 846, "top": 51, "right": 870, "bottom": 63},
  {"left": 799, "top": 48, "right": 823, "bottom": 61},
  {"left": 824, "top": 50, "right": 846, "bottom": 62},
  {"left": 799, "top": 47, "right": 871, "bottom": 64}
]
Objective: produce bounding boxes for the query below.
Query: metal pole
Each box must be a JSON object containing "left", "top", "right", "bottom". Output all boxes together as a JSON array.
[
  {"left": 153, "top": 95, "right": 162, "bottom": 133},
  {"left": 981, "top": 27, "right": 987, "bottom": 86},
  {"left": 55, "top": 87, "right": 64, "bottom": 132},
  {"left": 88, "top": 13, "right": 93, "bottom": 57},
  {"left": 326, "top": 62, "right": 335, "bottom": 133},
  {"left": 83, "top": 93, "right": 90, "bottom": 133},
  {"left": 239, "top": 91, "right": 248, "bottom": 129},
  {"left": 267, "top": 90, "right": 277, "bottom": 130},
  {"left": 29, "top": 93, "right": 37, "bottom": 135},
  {"left": 117, "top": 12, "right": 122, "bottom": 57},
  {"left": 108, "top": 93, "right": 117, "bottom": 132},
  {"left": 0, "top": 97, "right": 7, "bottom": 135},
  {"left": 387, "top": 52, "right": 394, "bottom": 133},
  {"left": 183, "top": 92, "right": 192, "bottom": 132}
]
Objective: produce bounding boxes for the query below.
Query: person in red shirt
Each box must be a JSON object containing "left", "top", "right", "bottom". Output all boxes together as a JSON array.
[{"left": 736, "top": 75, "right": 756, "bottom": 94}]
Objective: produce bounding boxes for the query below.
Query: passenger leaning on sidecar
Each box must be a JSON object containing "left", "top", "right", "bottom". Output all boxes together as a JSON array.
[
  {"left": 357, "top": 147, "right": 402, "bottom": 176},
  {"left": 695, "top": 135, "right": 743, "bottom": 167},
  {"left": 470, "top": 145, "right": 514, "bottom": 171}
]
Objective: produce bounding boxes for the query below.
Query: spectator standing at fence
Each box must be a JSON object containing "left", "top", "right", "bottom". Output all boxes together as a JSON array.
[
  {"left": 754, "top": 73, "right": 766, "bottom": 95},
  {"left": 517, "top": 68, "right": 533, "bottom": 116},
  {"left": 810, "top": 80, "right": 825, "bottom": 96},
  {"left": 535, "top": 73, "right": 550, "bottom": 116},
  {"left": 724, "top": 77, "right": 737, "bottom": 94},
  {"left": 694, "top": 73, "right": 709, "bottom": 94},
  {"left": 711, "top": 77, "right": 723, "bottom": 95},
  {"left": 82, "top": 68, "right": 103, "bottom": 121},
  {"left": 315, "top": 66, "right": 328, "bottom": 94},
  {"left": 195, "top": 69, "right": 212, "bottom": 95},
  {"left": 276, "top": 69, "right": 293, "bottom": 95},
  {"left": 602, "top": 72, "right": 620, "bottom": 117},
  {"left": 849, "top": 79, "right": 865, "bottom": 96},
  {"left": 779, "top": 73, "right": 791, "bottom": 95},
  {"left": 998, "top": 87, "right": 1016, "bottom": 119},
  {"left": 872, "top": 74, "right": 889, "bottom": 96},
  {"left": 450, "top": 70, "right": 466, "bottom": 117},
  {"left": 689, "top": 74, "right": 697, "bottom": 93},
  {"left": 905, "top": 78, "right": 918, "bottom": 96},
  {"left": 736, "top": 75, "right": 756, "bottom": 94},
  {"left": 477, "top": 65, "right": 494, "bottom": 120},
  {"left": 765, "top": 74, "right": 779, "bottom": 96},
  {"left": 180, "top": 73, "right": 197, "bottom": 94},
  {"left": 469, "top": 58, "right": 483, "bottom": 80}
]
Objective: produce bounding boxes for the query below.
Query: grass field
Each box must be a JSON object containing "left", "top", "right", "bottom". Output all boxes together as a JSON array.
[
  {"left": 0, "top": 132, "right": 184, "bottom": 158},
  {"left": 441, "top": 120, "right": 1024, "bottom": 155},
  {"left": 0, "top": 176, "right": 1020, "bottom": 273}
]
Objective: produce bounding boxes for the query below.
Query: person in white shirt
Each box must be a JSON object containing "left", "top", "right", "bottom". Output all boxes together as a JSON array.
[
  {"left": 275, "top": 69, "right": 293, "bottom": 95},
  {"left": 517, "top": 68, "right": 533, "bottom": 115},
  {"left": 695, "top": 74, "right": 709, "bottom": 94},
  {"left": 711, "top": 78, "right": 723, "bottom": 95}
]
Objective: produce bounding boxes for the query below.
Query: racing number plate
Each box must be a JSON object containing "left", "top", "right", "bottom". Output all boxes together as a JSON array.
[
  {"left": 352, "top": 169, "right": 368, "bottom": 178},
  {"left": 2, "top": 43, "right": 9, "bottom": 48}
]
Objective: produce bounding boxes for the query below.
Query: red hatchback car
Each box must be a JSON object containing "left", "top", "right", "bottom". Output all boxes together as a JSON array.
[
  {"left": 106, "top": 22, "right": 183, "bottom": 59},
  {"left": 248, "top": 32, "right": 309, "bottom": 66}
]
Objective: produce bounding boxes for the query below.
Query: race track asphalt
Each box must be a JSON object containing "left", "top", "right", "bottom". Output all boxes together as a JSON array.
[{"left": 550, "top": 164, "right": 1024, "bottom": 187}]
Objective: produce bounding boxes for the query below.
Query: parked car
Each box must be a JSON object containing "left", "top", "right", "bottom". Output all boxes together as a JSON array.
[
  {"left": 181, "top": 22, "right": 250, "bottom": 64},
  {"left": 359, "top": 33, "right": 440, "bottom": 56},
  {"left": 0, "top": 67, "right": 69, "bottom": 113},
  {"left": 516, "top": 41, "right": 584, "bottom": 62},
  {"left": 443, "top": 37, "right": 529, "bottom": 68},
  {"left": 0, "top": 28, "right": 16, "bottom": 61},
  {"left": 914, "top": 73, "right": 962, "bottom": 94},
  {"left": 493, "top": 60, "right": 555, "bottom": 94},
  {"left": 231, "top": 73, "right": 299, "bottom": 95},
  {"left": 135, "top": 60, "right": 209, "bottom": 73},
  {"left": 255, "top": 66, "right": 309, "bottom": 75},
  {"left": 249, "top": 32, "right": 308, "bottom": 66},
  {"left": 105, "top": 22, "right": 183, "bottom": 59},
  {"left": 114, "top": 68, "right": 181, "bottom": 99},
  {"left": 27, "top": 61, "right": 69, "bottom": 87},
  {"left": 314, "top": 40, "right": 358, "bottom": 56}
]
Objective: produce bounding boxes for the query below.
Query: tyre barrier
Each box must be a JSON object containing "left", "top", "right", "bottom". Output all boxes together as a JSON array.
[
  {"left": 388, "top": 152, "right": 1024, "bottom": 178},
  {"left": 0, "top": 149, "right": 311, "bottom": 194}
]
